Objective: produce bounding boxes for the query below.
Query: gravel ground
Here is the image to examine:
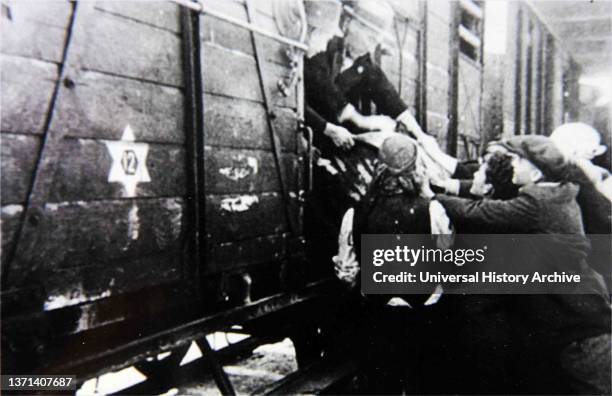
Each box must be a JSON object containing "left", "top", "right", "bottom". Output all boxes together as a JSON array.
[
  {"left": 177, "top": 339, "right": 298, "bottom": 395},
  {"left": 76, "top": 334, "right": 298, "bottom": 395}
]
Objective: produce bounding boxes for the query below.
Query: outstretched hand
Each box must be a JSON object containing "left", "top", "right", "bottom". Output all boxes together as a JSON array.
[{"left": 324, "top": 123, "right": 355, "bottom": 150}]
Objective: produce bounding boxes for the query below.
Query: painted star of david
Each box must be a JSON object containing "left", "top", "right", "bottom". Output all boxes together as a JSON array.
[{"left": 104, "top": 125, "right": 151, "bottom": 197}]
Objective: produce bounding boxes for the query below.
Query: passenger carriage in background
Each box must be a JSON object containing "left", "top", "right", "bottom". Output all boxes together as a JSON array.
[{"left": 1, "top": 0, "right": 605, "bottom": 393}]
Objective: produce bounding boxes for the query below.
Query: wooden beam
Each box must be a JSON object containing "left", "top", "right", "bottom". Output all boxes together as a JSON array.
[
  {"left": 547, "top": 15, "right": 612, "bottom": 24},
  {"left": 458, "top": 25, "right": 481, "bottom": 49},
  {"left": 552, "top": 20, "right": 611, "bottom": 40},
  {"left": 566, "top": 40, "right": 612, "bottom": 53},
  {"left": 415, "top": 0, "right": 428, "bottom": 130},
  {"left": 198, "top": 335, "right": 236, "bottom": 395},
  {"left": 513, "top": 8, "right": 523, "bottom": 135},
  {"left": 181, "top": 3, "right": 204, "bottom": 300},
  {"left": 170, "top": 0, "right": 308, "bottom": 50},
  {"left": 525, "top": 20, "right": 533, "bottom": 135},
  {"left": 459, "top": 0, "right": 483, "bottom": 20},
  {"left": 535, "top": 26, "right": 543, "bottom": 135},
  {"left": 5, "top": 1, "right": 92, "bottom": 287},
  {"left": 566, "top": 35, "right": 612, "bottom": 43},
  {"left": 109, "top": 336, "right": 281, "bottom": 395},
  {"left": 447, "top": 1, "right": 460, "bottom": 155},
  {"left": 530, "top": 1, "right": 611, "bottom": 21},
  {"left": 575, "top": 56, "right": 612, "bottom": 77},
  {"left": 42, "top": 281, "right": 329, "bottom": 380},
  {"left": 542, "top": 34, "right": 554, "bottom": 136}
]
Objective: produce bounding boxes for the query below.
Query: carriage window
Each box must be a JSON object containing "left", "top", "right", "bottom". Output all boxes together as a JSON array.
[{"left": 458, "top": 0, "right": 483, "bottom": 62}]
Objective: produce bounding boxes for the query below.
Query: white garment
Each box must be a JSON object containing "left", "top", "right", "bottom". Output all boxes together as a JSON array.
[
  {"left": 575, "top": 159, "right": 612, "bottom": 201},
  {"left": 354, "top": 131, "right": 453, "bottom": 182},
  {"left": 332, "top": 202, "right": 453, "bottom": 305},
  {"left": 332, "top": 208, "right": 359, "bottom": 288}
]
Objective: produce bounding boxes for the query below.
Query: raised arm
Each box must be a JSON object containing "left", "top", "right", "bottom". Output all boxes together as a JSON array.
[{"left": 305, "top": 105, "right": 354, "bottom": 150}]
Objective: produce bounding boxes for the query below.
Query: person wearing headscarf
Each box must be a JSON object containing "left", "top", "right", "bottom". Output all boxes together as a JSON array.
[
  {"left": 353, "top": 135, "right": 449, "bottom": 240},
  {"left": 334, "top": 134, "right": 450, "bottom": 393}
]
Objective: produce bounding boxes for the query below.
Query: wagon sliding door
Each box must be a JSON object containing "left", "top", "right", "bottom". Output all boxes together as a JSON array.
[
  {"left": 198, "top": 0, "right": 307, "bottom": 305},
  {"left": 1, "top": 0, "right": 194, "bottom": 372}
]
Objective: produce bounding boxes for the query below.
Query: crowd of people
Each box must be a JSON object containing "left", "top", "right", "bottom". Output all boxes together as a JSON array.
[{"left": 276, "top": 0, "right": 612, "bottom": 394}]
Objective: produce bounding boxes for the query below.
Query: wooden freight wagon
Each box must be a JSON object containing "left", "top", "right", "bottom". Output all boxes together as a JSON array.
[
  {"left": 480, "top": 1, "right": 602, "bottom": 142},
  {"left": 1, "top": 0, "right": 490, "bottom": 392},
  {"left": 0, "top": 0, "right": 327, "bottom": 388}
]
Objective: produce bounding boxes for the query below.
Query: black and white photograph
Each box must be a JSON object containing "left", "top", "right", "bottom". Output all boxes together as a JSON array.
[{"left": 1, "top": 0, "right": 611, "bottom": 394}]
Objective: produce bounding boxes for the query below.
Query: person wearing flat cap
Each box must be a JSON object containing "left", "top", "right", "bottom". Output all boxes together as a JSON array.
[
  {"left": 435, "top": 135, "right": 611, "bottom": 395},
  {"left": 303, "top": 0, "right": 426, "bottom": 153}
]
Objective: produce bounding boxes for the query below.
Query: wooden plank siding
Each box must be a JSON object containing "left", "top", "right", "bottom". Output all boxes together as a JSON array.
[
  {"left": 374, "top": 4, "right": 421, "bottom": 117},
  {"left": 0, "top": 0, "right": 309, "bottom": 379},
  {"left": 2, "top": 0, "right": 306, "bottom": 311},
  {"left": 199, "top": 0, "right": 305, "bottom": 282},
  {"left": 1, "top": 0, "right": 74, "bottom": 284},
  {"left": 501, "top": 1, "right": 520, "bottom": 137},
  {"left": 341, "top": 0, "right": 482, "bottom": 159},
  {"left": 204, "top": 148, "right": 300, "bottom": 194},
  {"left": 74, "top": 9, "right": 183, "bottom": 87},
  {"left": 204, "top": 96, "right": 297, "bottom": 151},
  {"left": 2, "top": 2, "right": 189, "bottom": 309},
  {"left": 497, "top": 2, "right": 575, "bottom": 138},
  {"left": 1, "top": 134, "right": 42, "bottom": 205},
  {"left": 14, "top": 198, "right": 185, "bottom": 274},
  {"left": 47, "top": 139, "right": 187, "bottom": 202},
  {"left": 52, "top": 71, "right": 186, "bottom": 144},
  {"left": 0, "top": 56, "right": 60, "bottom": 135},
  {"left": 0, "top": 0, "right": 73, "bottom": 64},
  {"left": 93, "top": 1, "right": 182, "bottom": 32},
  {"left": 427, "top": 1, "right": 452, "bottom": 149},
  {"left": 455, "top": 1, "right": 484, "bottom": 160},
  {"left": 481, "top": 54, "right": 505, "bottom": 144},
  {"left": 446, "top": 1, "right": 460, "bottom": 156},
  {"left": 377, "top": 1, "right": 452, "bottom": 141}
]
